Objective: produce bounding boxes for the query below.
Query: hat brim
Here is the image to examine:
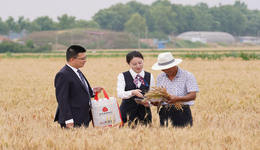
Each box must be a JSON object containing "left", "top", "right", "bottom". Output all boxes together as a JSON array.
[{"left": 152, "top": 59, "right": 182, "bottom": 70}]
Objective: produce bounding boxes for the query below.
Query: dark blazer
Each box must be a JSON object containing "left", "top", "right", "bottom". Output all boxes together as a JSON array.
[{"left": 54, "top": 65, "right": 94, "bottom": 126}]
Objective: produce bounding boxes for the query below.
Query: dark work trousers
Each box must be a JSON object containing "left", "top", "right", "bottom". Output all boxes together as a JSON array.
[{"left": 159, "top": 105, "right": 193, "bottom": 127}]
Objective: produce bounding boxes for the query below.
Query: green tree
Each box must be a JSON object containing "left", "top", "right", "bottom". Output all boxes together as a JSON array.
[
  {"left": 25, "top": 40, "right": 34, "bottom": 48},
  {"left": 124, "top": 13, "right": 147, "bottom": 38},
  {"left": 126, "top": 1, "right": 149, "bottom": 16},
  {"left": 244, "top": 11, "right": 260, "bottom": 36},
  {"left": 0, "top": 41, "right": 26, "bottom": 53},
  {"left": 32, "top": 16, "right": 56, "bottom": 31},
  {"left": 149, "top": 0, "right": 177, "bottom": 35},
  {"left": 211, "top": 6, "right": 247, "bottom": 35},
  {"left": 5, "top": 17, "right": 19, "bottom": 33},
  {"left": 75, "top": 20, "right": 100, "bottom": 28},
  {"left": 234, "top": 0, "right": 248, "bottom": 13},
  {"left": 93, "top": 3, "right": 132, "bottom": 31},
  {"left": 172, "top": 5, "right": 194, "bottom": 33},
  {"left": 57, "top": 14, "right": 76, "bottom": 29},
  {"left": 172, "top": 4, "right": 213, "bottom": 33},
  {"left": 17, "top": 16, "right": 31, "bottom": 32},
  {"left": 0, "top": 18, "right": 9, "bottom": 35},
  {"left": 193, "top": 3, "right": 214, "bottom": 31}
]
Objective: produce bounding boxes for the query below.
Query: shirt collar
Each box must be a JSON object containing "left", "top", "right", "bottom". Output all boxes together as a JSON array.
[
  {"left": 66, "top": 64, "right": 78, "bottom": 73},
  {"left": 176, "top": 67, "right": 182, "bottom": 78},
  {"left": 129, "top": 69, "right": 144, "bottom": 78}
]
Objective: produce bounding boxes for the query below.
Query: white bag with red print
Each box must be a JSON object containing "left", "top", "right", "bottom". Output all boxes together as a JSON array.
[{"left": 91, "top": 89, "right": 122, "bottom": 127}]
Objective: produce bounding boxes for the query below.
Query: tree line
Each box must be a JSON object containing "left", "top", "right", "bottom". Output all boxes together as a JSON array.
[
  {"left": 0, "top": 14, "right": 99, "bottom": 35},
  {"left": 0, "top": 0, "right": 260, "bottom": 39}
]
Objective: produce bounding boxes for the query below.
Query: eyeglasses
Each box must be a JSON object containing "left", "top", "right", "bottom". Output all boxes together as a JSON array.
[{"left": 75, "top": 56, "right": 87, "bottom": 60}]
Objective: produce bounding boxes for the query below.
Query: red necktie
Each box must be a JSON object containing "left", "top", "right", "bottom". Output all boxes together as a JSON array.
[{"left": 134, "top": 74, "right": 145, "bottom": 87}]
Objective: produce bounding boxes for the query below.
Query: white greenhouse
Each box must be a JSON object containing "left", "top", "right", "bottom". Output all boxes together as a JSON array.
[{"left": 177, "top": 31, "right": 236, "bottom": 44}]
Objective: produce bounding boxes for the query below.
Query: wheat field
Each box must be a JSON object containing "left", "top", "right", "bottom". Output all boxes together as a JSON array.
[{"left": 0, "top": 57, "right": 259, "bottom": 150}]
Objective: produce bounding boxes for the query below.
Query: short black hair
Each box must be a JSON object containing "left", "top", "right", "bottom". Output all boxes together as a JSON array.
[
  {"left": 126, "top": 51, "right": 144, "bottom": 64},
  {"left": 66, "top": 45, "right": 86, "bottom": 61}
]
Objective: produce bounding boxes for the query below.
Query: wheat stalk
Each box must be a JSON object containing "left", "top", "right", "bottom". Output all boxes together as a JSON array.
[{"left": 144, "top": 87, "right": 183, "bottom": 110}]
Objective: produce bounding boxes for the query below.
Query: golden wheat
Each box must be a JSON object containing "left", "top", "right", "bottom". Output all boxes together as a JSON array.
[
  {"left": 144, "top": 87, "right": 183, "bottom": 110},
  {"left": 0, "top": 57, "right": 259, "bottom": 150}
]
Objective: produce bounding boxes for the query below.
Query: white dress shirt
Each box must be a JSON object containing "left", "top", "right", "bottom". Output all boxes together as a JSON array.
[
  {"left": 67, "top": 64, "right": 81, "bottom": 81},
  {"left": 117, "top": 69, "right": 155, "bottom": 99}
]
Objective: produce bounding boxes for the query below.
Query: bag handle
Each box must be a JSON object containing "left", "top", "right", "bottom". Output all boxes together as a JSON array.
[{"left": 94, "top": 89, "right": 109, "bottom": 101}]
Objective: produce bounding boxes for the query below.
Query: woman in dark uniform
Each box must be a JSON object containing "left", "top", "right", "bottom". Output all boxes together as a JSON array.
[{"left": 117, "top": 51, "right": 155, "bottom": 127}]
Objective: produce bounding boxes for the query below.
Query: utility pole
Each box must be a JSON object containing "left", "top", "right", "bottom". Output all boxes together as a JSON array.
[
  {"left": 138, "top": 32, "right": 140, "bottom": 49},
  {"left": 70, "top": 31, "right": 73, "bottom": 45},
  {"left": 257, "top": 31, "right": 260, "bottom": 44},
  {"left": 145, "top": 27, "right": 148, "bottom": 39},
  {"left": 55, "top": 32, "right": 58, "bottom": 51}
]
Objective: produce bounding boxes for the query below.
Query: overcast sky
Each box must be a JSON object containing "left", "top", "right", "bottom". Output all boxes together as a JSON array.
[{"left": 0, "top": 0, "right": 259, "bottom": 21}]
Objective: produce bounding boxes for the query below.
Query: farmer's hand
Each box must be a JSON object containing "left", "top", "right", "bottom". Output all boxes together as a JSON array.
[
  {"left": 140, "top": 101, "right": 150, "bottom": 107},
  {"left": 132, "top": 89, "right": 143, "bottom": 98},
  {"left": 167, "top": 95, "right": 179, "bottom": 104},
  {"left": 151, "top": 101, "right": 161, "bottom": 106}
]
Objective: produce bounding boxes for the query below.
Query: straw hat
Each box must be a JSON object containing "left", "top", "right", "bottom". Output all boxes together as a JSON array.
[{"left": 152, "top": 52, "right": 182, "bottom": 70}]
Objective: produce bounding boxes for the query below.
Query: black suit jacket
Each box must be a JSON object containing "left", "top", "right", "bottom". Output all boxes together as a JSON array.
[{"left": 54, "top": 65, "right": 94, "bottom": 126}]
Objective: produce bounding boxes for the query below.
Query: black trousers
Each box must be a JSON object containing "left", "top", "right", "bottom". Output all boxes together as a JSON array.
[
  {"left": 159, "top": 105, "right": 193, "bottom": 127},
  {"left": 120, "top": 103, "right": 152, "bottom": 126}
]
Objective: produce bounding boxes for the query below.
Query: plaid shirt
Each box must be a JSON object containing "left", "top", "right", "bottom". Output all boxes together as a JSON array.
[{"left": 157, "top": 67, "right": 199, "bottom": 105}]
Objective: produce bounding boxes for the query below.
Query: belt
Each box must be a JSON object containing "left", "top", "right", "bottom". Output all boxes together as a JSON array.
[
  {"left": 161, "top": 104, "right": 190, "bottom": 110},
  {"left": 156, "top": 104, "right": 189, "bottom": 113},
  {"left": 162, "top": 104, "right": 189, "bottom": 107}
]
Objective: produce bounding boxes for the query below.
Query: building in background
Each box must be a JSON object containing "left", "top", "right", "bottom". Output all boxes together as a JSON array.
[
  {"left": 0, "top": 35, "right": 11, "bottom": 43},
  {"left": 177, "top": 31, "right": 236, "bottom": 44},
  {"left": 238, "top": 36, "right": 260, "bottom": 45}
]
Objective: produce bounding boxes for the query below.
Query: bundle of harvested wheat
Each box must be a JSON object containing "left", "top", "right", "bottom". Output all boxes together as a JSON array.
[{"left": 144, "top": 87, "right": 183, "bottom": 110}]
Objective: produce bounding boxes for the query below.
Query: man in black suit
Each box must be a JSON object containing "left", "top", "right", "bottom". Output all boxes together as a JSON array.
[{"left": 54, "top": 45, "right": 102, "bottom": 128}]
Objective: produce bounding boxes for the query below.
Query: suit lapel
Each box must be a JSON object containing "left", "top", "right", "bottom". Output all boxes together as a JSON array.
[
  {"left": 82, "top": 75, "right": 93, "bottom": 97},
  {"left": 65, "top": 65, "right": 91, "bottom": 95}
]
